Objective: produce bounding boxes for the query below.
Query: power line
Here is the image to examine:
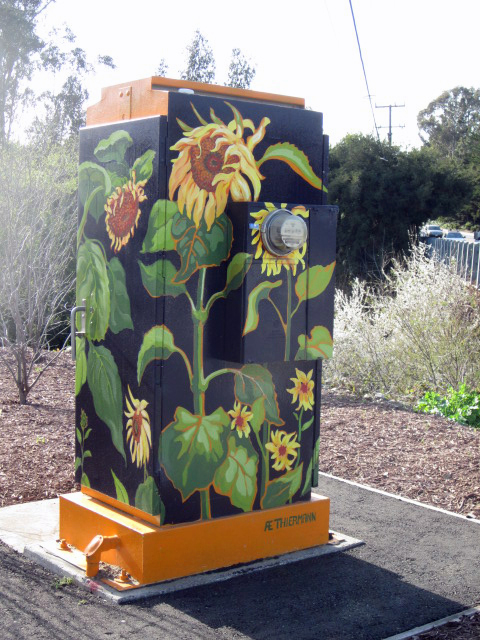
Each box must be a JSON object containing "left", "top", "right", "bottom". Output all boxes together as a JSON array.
[{"left": 348, "top": 0, "right": 380, "bottom": 140}]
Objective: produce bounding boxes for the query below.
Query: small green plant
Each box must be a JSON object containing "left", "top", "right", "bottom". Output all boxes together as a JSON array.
[
  {"left": 415, "top": 384, "right": 480, "bottom": 428},
  {"left": 53, "top": 576, "right": 74, "bottom": 589},
  {"left": 35, "top": 435, "right": 46, "bottom": 445}
]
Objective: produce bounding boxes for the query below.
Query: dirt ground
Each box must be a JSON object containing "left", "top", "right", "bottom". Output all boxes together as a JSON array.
[{"left": 0, "top": 350, "right": 479, "bottom": 638}]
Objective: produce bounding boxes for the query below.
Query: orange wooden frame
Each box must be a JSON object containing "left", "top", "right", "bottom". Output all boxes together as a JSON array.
[
  {"left": 86, "top": 76, "right": 305, "bottom": 126},
  {"left": 59, "top": 492, "right": 329, "bottom": 588}
]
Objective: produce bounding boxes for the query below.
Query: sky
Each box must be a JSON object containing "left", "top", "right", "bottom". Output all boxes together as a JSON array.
[{"left": 36, "top": 0, "right": 480, "bottom": 149}]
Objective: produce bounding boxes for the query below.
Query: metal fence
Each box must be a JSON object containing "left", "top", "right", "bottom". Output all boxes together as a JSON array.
[{"left": 426, "top": 238, "right": 480, "bottom": 288}]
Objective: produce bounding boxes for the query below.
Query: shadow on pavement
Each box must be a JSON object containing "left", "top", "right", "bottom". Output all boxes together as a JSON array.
[{"left": 135, "top": 552, "right": 466, "bottom": 640}]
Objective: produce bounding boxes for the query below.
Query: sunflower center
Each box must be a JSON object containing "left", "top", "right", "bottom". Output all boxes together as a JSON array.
[
  {"left": 108, "top": 188, "right": 139, "bottom": 239},
  {"left": 191, "top": 137, "right": 228, "bottom": 192},
  {"left": 235, "top": 416, "right": 245, "bottom": 429},
  {"left": 300, "top": 382, "right": 309, "bottom": 394},
  {"left": 132, "top": 411, "right": 142, "bottom": 442},
  {"left": 278, "top": 445, "right": 287, "bottom": 457}
]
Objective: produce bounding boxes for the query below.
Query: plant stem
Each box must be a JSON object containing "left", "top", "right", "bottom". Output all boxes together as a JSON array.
[
  {"left": 200, "top": 488, "right": 211, "bottom": 519},
  {"left": 192, "top": 269, "right": 206, "bottom": 416},
  {"left": 193, "top": 269, "right": 209, "bottom": 518},
  {"left": 77, "top": 186, "right": 103, "bottom": 248},
  {"left": 295, "top": 407, "right": 304, "bottom": 468},
  {"left": 255, "top": 427, "right": 267, "bottom": 499},
  {"left": 261, "top": 423, "right": 271, "bottom": 498},
  {"left": 285, "top": 269, "right": 293, "bottom": 360}
]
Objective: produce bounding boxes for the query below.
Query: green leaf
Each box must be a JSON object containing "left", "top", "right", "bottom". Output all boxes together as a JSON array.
[
  {"left": 224, "top": 252, "right": 253, "bottom": 297},
  {"left": 74, "top": 456, "right": 82, "bottom": 472},
  {"left": 250, "top": 396, "right": 266, "bottom": 434},
  {"left": 111, "top": 469, "right": 129, "bottom": 504},
  {"left": 135, "top": 476, "right": 164, "bottom": 519},
  {"left": 213, "top": 435, "right": 258, "bottom": 512},
  {"left": 138, "top": 259, "right": 187, "bottom": 298},
  {"left": 94, "top": 130, "right": 133, "bottom": 164},
  {"left": 75, "top": 337, "right": 87, "bottom": 396},
  {"left": 87, "top": 344, "right": 126, "bottom": 462},
  {"left": 76, "top": 428, "right": 82, "bottom": 444},
  {"left": 295, "top": 326, "right": 333, "bottom": 361},
  {"left": 77, "top": 240, "right": 110, "bottom": 342},
  {"left": 234, "top": 364, "right": 283, "bottom": 426},
  {"left": 301, "top": 416, "right": 315, "bottom": 432},
  {"left": 260, "top": 464, "right": 303, "bottom": 509},
  {"left": 137, "top": 325, "right": 183, "bottom": 384},
  {"left": 243, "top": 280, "right": 282, "bottom": 336},
  {"left": 172, "top": 213, "right": 233, "bottom": 284},
  {"left": 161, "top": 407, "right": 229, "bottom": 502},
  {"left": 301, "top": 458, "right": 313, "bottom": 496},
  {"left": 141, "top": 199, "right": 179, "bottom": 254},
  {"left": 295, "top": 262, "right": 335, "bottom": 302},
  {"left": 312, "top": 435, "right": 320, "bottom": 487},
  {"left": 78, "top": 162, "right": 112, "bottom": 223},
  {"left": 257, "top": 142, "right": 326, "bottom": 192},
  {"left": 84, "top": 428, "right": 92, "bottom": 440},
  {"left": 81, "top": 472, "right": 90, "bottom": 488},
  {"left": 132, "top": 149, "right": 155, "bottom": 183},
  {"left": 83, "top": 450, "right": 92, "bottom": 459},
  {"left": 106, "top": 163, "right": 129, "bottom": 187},
  {"left": 107, "top": 258, "right": 133, "bottom": 333}
]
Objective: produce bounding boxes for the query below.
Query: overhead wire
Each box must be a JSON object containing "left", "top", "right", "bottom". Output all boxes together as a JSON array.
[{"left": 348, "top": 0, "right": 380, "bottom": 140}]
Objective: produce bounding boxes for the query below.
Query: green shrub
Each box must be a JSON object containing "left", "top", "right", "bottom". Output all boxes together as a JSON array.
[{"left": 415, "top": 384, "right": 480, "bottom": 428}]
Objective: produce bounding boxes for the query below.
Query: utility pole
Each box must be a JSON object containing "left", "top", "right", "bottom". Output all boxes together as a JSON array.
[{"left": 375, "top": 103, "right": 405, "bottom": 145}]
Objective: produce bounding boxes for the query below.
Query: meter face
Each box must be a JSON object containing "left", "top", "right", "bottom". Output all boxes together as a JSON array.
[
  {"left": 261, "top": 209, "right": 308, "bottom": 256},
  {"left": 281, "top": 217, "right": 307, "bottom": 249}
]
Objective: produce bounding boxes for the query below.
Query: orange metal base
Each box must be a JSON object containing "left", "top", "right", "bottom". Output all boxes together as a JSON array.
[{"left": 59, "top": 492, "right": 330, "bottom": 588}]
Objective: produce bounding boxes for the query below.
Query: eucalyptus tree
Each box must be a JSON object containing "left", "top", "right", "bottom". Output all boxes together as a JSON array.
[
  {"left": 226, "top": 48, "right": 256, "bottom": 89},
  {"left": 180, "top": 30, "right": 216, "bottom": 84},
  {"left": 417, "top": 86, "right": 480, "bottom": 162}
]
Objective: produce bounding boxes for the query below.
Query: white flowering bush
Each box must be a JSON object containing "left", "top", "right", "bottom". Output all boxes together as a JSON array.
[{"left": 324, "top": 244, "right": 480, "bottom": 400}]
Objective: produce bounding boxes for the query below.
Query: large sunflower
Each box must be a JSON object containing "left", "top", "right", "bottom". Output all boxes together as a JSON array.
[
  {"left": 105, "top": 171, "right": 147, "bottom": 253},
  {"left": 125, "top": 386, "right": 152, "bottom": 468},
  {"left": 287, "top": 368, "right": 315, "bottom": 411},
  {"left": 251, "top": 202, "right": 309, "bottom": 276},
  {"left": 265, "top": 429, "right": 300, "bottom": 472},
  {"left": 169, "top": 103, "right": 270, "bottom": 230}
]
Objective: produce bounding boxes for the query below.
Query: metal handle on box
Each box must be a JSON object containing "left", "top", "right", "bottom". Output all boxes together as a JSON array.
[{"left": 70, "top": 300, "right": 86, "bottom": 361}]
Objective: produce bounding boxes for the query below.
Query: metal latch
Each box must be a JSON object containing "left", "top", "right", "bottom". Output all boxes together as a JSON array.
[{"left": 70, "top": 300, "right": 86, "bottom": 361}]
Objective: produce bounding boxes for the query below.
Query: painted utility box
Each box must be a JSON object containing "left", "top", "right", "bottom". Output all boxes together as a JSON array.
[{"left": 64, "top": 78, "right": 337, "bottom": 587}]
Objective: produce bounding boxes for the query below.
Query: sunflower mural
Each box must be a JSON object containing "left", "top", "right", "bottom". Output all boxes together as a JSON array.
[
  {"left": 74, "top": 91, "right": 336, "bottom": 525},
  {"left": 169, "top": 103, "right": 268, "bottom": 229}
]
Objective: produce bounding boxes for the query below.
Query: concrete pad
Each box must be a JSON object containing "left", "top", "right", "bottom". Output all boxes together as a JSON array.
[
  {"left": 0, "top": 498, "right": 59, "bottom": 552},
  {"left": 0, "top": 496, "right": 363, "bottom": 603},
  {"left": 25, "top": 531, "right": 363, "bottom": 603}
]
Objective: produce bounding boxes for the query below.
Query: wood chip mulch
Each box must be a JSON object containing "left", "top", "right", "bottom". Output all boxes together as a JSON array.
[
  {"left": 0, "top": 352, "right": 479, "bottom": 638},
  {"left": 320, "top": 390, "right": 480, "bottom": 519}
]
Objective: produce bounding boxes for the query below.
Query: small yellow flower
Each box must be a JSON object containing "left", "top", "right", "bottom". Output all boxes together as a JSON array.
[
  {"left": 169, "top": 103, "right": 269, "bottom": 230},
  {"left": 265, "top": 430, "right": 300, "bottom": 472},
  {"left": 251, "top": 202, "right": 309, "bottom": 276},
  {"left": 125, "top": 386, "right": 152, "bottom": 468},
  {"left": 105, "top": 171, "right": 147, "bottom": 253},
  {"left": 287, "top": 368, "right": 315, "bottom": 411},
  {"left": 228, "top": 401, "right": 253, "bottom": 438}
]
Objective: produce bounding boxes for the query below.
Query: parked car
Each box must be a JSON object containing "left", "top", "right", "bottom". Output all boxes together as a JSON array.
[
  {"left": 420, "top": 224, "right": 443, "bottom": 238},
  {"left": 444, "top": 231, "right": 465, "bottom": 240}
]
